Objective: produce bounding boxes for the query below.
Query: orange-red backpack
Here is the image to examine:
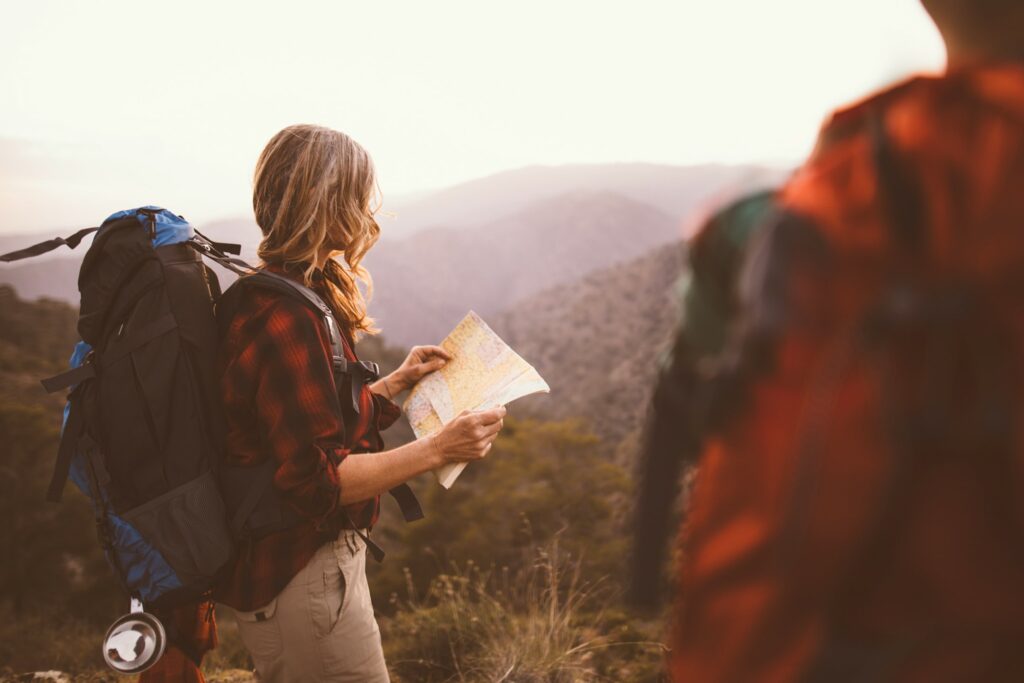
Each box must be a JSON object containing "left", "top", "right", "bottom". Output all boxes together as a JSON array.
[{"left": 672, "top": 67, "right": 1024, "bottom": 682}]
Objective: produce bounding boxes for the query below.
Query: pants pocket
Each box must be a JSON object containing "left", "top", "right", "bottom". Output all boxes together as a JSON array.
[
  {"left": 309, "top": 545, "right": 347, "bottom": 639},
  {"left": 316, "top": 533, "right": 388, "bottom": 678}
]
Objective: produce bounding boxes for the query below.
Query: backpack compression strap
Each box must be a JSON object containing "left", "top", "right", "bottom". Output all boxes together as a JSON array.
[{"left": 0, "top": 226, "right": 99, "bottom": 262}]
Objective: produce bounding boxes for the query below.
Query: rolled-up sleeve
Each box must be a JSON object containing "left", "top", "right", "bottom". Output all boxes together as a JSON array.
[
  {"left": 372, "top": 393, "right": 403, "bottom": 432},
  {"left": 251, "top": 299, "right": 349, "bottom": 528}
]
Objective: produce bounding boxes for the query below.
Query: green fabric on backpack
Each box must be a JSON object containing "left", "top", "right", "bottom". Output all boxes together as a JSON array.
[{"left": 679, "top": 190, "right": 778, "bottom": 365}]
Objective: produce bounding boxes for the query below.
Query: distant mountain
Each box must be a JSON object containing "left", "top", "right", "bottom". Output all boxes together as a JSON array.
[
  {"left": 364, "top": 190, "right": 680, "bottom": 346},
  {"left": 380, "top": 162, "right": 784, "bottom": 240},
  {"left": 492, "top": 241, "right": 687, "bottom": 466}
]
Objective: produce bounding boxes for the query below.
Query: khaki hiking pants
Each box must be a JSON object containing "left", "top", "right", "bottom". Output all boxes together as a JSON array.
[{"left": 227, "top": 529, "right": 390, "bottom": 682}]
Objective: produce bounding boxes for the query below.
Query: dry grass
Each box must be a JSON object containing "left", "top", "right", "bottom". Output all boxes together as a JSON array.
[{"left": 382, "top": 540, "right": 666, "bottom": 682}]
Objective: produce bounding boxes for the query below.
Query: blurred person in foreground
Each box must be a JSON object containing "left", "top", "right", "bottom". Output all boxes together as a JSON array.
[{"left": 634, "top": 1, "right": 1024, "bottom": 680}]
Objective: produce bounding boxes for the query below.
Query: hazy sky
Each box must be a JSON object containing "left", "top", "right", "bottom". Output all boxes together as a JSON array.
[{"left": 0, "top": 0, "right": 946, "bottom": 234}]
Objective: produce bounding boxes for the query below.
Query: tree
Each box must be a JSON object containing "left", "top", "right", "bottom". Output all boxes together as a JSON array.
[{"left": 0, "top": 401, "right": 121, "bottom": 619}]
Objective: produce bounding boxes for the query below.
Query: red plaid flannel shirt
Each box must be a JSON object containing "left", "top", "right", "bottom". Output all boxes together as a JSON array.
[{"left": 214, "top": 262, "right": 402, "bottom": 612}]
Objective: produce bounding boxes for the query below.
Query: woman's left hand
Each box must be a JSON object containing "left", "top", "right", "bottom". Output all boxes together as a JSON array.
[{"left": 382, "top": 345, "right": 452, "bottom": 396}]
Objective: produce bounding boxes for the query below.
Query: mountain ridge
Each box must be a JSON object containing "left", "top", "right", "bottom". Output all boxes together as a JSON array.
[{"left": 379, "top": 161, "right": 784, "bottom": 240}]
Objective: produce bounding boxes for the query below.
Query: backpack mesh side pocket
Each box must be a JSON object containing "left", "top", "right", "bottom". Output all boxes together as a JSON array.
[{"left": 121, "top": 470, "right": 232, "bottom": 587}]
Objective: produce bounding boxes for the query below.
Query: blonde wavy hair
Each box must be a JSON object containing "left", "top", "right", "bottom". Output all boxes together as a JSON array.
[{"left": 253, "top": 124, "right": 380, "bottom": 337}]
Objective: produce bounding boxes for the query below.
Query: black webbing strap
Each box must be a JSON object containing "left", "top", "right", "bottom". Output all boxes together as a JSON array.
[
  {"left": 0, "top": 226, "right": 99, "bottom": 262},
  {"left": 100, "top": 313, "right": 178, "bottom": 366},
  {"left": 41, "top": 362, "right": 96, "bottom": 394},
  {"left": 48, "top": 390, "right": 86, "bottom": 502},
  {"left": 343, "top": 510, "right": 387, "bottom": 563},
  {"left": 360, "top": 530, "right": 386, "bottom": 563},
  {"left": 389, "top": 483, "right": 425, "bottom": 522},
  {"left": 187, "top": 236, "right": 258, "bottom": 279}
]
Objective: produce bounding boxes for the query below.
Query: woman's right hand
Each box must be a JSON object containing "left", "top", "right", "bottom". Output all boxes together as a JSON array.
[{"left": 430, "top": 407, "right": 507, "bottom": 465}]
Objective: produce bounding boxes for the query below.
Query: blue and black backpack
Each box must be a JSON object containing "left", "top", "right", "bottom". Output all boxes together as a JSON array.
[
  {"left": 2, "top": 207, "right": 239, "bottom": 611},
  {"left": 0, "top": 206, "right": 423, "bottom": 620}
]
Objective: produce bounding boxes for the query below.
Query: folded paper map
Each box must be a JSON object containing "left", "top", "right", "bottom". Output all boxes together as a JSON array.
[{"left": 403, "top": 311, "right": 550, "bottom": 488}]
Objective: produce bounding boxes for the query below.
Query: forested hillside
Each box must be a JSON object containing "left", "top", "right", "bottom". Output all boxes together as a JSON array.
[
  {"left": 495, "top": 241, "right": 687, "bottom": 464},
  {"left": 0, "top": 285, "right": 78, "bottom": 406}
]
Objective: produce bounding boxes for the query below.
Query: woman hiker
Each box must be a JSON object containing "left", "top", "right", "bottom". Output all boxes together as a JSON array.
[{"left": 142, "top": 123, "right": 506, "bottom": 682}]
